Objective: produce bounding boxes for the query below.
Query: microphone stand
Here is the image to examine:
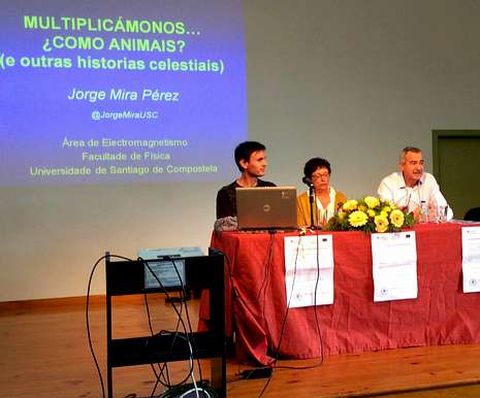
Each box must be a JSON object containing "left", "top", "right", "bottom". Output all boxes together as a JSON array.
[{"left": 308, "top": 184, "right": 315, "bottom": 229}]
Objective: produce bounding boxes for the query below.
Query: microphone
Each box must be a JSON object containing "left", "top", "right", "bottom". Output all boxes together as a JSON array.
[
  {"left": 302, "top": 176, "right": 312, "bottom": 186},
  {"left": 302, "top": 176, "right": 315, "bottom": 227}
]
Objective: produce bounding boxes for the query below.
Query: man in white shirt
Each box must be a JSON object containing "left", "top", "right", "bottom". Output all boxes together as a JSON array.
[{"left": 377, "top": 146, "right": 453, "bottom": 221}]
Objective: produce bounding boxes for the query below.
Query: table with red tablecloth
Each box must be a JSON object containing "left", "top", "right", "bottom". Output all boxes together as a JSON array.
[{"left": 199, "top": 222, "right": 480, "bottom": 365}]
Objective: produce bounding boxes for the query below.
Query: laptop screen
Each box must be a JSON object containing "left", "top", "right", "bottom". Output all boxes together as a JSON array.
[{"left": 236, "top": 186, "right": 298, "bottom": 230}]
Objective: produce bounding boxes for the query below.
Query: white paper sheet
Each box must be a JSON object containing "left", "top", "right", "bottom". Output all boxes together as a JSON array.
[
  {"left": 371, "top": 231, "right": 417, "bottom": 302},
  {"left": 284, "top": 235, "right": 334, "bottom": 308},
  {"left": 462, "top": 226, "right": 480, "bottom": 293}
]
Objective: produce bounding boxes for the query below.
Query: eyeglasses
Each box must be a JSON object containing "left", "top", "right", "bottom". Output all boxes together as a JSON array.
[{"left": 311, "top": 173, "right": 330, "bottom": 180}]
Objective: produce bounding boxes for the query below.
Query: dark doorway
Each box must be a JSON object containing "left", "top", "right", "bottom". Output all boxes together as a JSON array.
[{"left": 433, "top": 130, "right": 480, "bottom": 219}]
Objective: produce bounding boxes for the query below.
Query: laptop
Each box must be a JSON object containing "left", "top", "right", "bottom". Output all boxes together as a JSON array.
[{"left": 236, "top": 186, "right": 298, "bottom": 230}]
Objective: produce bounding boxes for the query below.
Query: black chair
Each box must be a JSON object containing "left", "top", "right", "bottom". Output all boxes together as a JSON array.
[{"left": 464, "top": 207, "right": 480, "bottom": 221}]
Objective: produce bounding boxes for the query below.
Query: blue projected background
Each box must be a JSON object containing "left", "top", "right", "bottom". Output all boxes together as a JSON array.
[{"left": 0, "top": 0, "right": 246, "bottom": 185}]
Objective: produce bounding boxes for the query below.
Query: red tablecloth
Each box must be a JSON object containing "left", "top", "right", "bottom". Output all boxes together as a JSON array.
[{"left": 199, "top": 223, "right": 480, "bottom": 365}]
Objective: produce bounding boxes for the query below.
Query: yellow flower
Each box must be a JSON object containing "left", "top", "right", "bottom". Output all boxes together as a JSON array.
[
  {"left": 381, "top": 206, "right": 391, "bottom": 214},
  {"left": 343, "top": 200, "right": 358, "bottom": 211},
  {"left": 348, "top": 210, "right": 368, "bottom": 227},
  {"left": 326, "top": 196, "right": 415, "bottom": 233},
  {"left": 390, "top": 209, "right": 405, "bottom": 228},
  {"left": 364, "top": 196, "right": 380, "bottom": 209},
  {"left": 374, "top": 215, "right": 389, "bottom": 233},
  {"left": 385, "top": 199, "right": 396, "bottom": 209}
]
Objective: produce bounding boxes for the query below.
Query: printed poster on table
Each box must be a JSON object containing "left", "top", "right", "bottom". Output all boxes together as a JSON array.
[
  {"left": 284, "top": 235, "right": 334, "bottom": 308},
  {"left": 462, "top": 226, "right": 480, "bottom": 293},
  {"left": 371, "top": 231, "right": 417, "bottom": 302}
]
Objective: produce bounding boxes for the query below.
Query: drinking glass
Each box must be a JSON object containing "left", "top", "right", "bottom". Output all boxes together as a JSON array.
[{"left": 436, "top": 205, "right": 448, "bottom": 223}]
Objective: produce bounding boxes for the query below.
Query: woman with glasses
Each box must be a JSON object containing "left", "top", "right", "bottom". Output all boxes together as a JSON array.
[{"left": 297, "top": 157, "right": 347, "bottom": 228}]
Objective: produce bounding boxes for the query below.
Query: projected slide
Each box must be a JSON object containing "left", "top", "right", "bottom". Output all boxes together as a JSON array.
[{"left": 0, "top": 0, "right": 246, "bottom": 185}]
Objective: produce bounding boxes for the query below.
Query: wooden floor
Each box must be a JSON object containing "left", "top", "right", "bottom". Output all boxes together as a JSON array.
[{"left": 1, "top": 295, "right": 480, "bottom": 398}]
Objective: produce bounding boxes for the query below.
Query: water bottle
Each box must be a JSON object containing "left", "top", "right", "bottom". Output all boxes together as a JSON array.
[{"left": 420, "top": 200, "right": 429, "bottom": 223}]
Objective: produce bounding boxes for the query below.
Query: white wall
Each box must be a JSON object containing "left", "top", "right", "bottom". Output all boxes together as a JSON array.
[
  {"left": 246, "top": 0, "right": 480, "bottom": 196},
  {"left": 2, "top": 0, "right": 480, "bottom": 301}
]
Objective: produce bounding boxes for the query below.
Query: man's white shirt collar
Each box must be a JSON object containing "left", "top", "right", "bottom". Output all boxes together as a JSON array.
[{"left": 398, "top": 171, "right": 425, "bottom": 189}]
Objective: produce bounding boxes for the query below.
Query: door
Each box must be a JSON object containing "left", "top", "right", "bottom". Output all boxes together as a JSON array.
[{"left": 433, "top": 130, "right": 480, "bottom": 220}]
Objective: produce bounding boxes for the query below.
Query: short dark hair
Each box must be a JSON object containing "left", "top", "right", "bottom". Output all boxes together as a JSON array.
[
  {"left": 303, "top": 157, "right": 331, "bottom": 178},
  {"left": 400, "top": 146, "right": 422, "bottom": 163},
  {"left": 234, "top": 141, "right": 266, "bottom": 172}
]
